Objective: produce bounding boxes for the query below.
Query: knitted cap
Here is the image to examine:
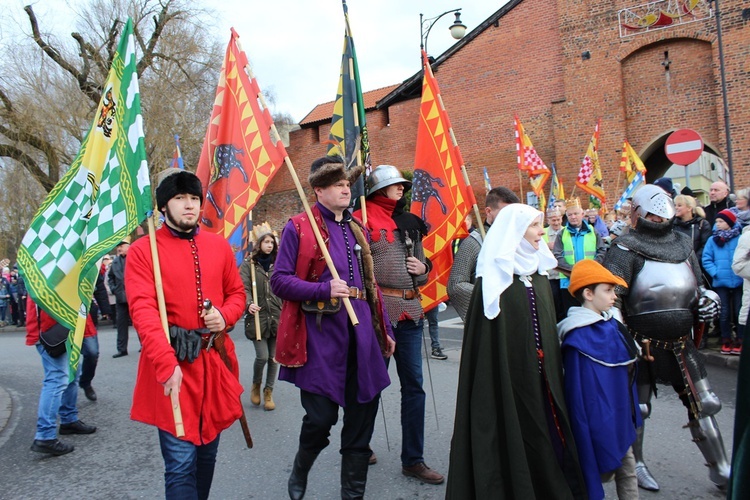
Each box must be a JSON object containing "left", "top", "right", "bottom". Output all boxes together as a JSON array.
[
  {"left": 716, "top": 209, "right": 737, "bottom": 226},
  {"left": 568, "top": 259, "right": 628, "bottom": 296}
]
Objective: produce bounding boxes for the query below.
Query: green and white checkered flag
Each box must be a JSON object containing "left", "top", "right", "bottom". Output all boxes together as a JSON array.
[{"left": 18, "top": 19, "right": 151, "bottom": 376}]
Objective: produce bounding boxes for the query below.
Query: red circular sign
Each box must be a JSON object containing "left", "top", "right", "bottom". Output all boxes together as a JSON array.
[{"left": 665, "top": 129, "right": 704, "bottom": 166}]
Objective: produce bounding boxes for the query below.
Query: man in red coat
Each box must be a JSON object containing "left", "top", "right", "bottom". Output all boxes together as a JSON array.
[{"left": 125, "top": 169, "right": 246, "bottom": 499}]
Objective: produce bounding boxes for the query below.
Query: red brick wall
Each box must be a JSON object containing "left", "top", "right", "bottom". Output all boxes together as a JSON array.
[{"left": 259, "top": 0, "right": 749, "bottom": 230}]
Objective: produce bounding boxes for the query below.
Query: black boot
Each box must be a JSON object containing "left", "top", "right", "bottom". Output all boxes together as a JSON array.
[
  {"left": 288, "top": 447, "right": 319, "bottom": 500},
  {"left": 341, "top": 453, "right": 370, "bottom": 499}
]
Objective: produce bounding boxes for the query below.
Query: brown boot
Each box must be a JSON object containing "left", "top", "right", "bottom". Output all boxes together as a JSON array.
[
  {"left": 264, "top": 387, "right": 275, "bottom": 411},
  {"left": 250, "top": 383, "right": 261, "bottom": 406}
]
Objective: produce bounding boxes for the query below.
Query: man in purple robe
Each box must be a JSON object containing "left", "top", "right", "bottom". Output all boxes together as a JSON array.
[{"left": 271, "top": 156, "right": 395, "bottom": 500}]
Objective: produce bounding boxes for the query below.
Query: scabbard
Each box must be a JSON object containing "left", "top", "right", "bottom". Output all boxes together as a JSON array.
[{"left": 213, "top": 332, "right": 253, "bottom": 448}]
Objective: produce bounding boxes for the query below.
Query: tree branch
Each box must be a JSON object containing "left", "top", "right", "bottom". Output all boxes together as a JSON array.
[
  {"left": 24, "top": 5, "right": 101, "bottom": 104},
  {"left": 0, "top": 87, "right": 13, "bottom": 112},
  {"left": 137, "top": 2, "right": 182, "bottom": 76},
  {"left": 0, "top": 144, "right": 56, "bottom": 192}
]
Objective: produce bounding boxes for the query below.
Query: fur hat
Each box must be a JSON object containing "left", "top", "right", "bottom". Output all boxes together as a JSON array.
[
  {"left": 568, "top": 259, "right": 628, "bottom": 296},
  {"left": 155, "top": 169, "right": 203, "bottom": 211},
  {"left": 716, "top": 209, "right": 737, "bottom": 227},
  {"left": 308, "top": 156, "right": 363, "bottom": 189}
]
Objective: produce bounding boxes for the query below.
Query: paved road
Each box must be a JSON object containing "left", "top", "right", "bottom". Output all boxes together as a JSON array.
[{"left": 0, "top": 307, "right": 739, "bottom": 499}]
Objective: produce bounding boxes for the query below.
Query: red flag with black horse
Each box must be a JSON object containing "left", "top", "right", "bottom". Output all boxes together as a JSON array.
[{"left": 196, "top": 28, "right": 286, "bottom": 240}]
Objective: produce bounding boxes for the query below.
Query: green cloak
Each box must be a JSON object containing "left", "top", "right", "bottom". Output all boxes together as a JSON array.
[
  {"left": 728, "top": 344, "right": 750, "bottom": 499},
  {"left": 446, "top": 275, "right": 587, "bottom": 499}
]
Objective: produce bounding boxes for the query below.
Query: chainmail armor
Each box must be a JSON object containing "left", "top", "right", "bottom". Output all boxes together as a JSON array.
[
  {"left": 370, "top": 228, "right": 428, "bottom": 326},
  {"left": 447, "top": 229, "right": 483, "bottom": 322},
  {"left": 604, "top": 216, "right": 710, "bottom": 410}
]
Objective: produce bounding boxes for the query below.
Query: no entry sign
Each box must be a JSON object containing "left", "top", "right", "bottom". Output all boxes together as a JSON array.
[{"left": 665, "top": 129, "right": 704, "bottom": 166}]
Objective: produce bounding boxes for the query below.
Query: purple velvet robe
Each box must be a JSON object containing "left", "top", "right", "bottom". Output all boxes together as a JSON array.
[{"left": 271, "top": 203, "right": 392, "bottom": 406}]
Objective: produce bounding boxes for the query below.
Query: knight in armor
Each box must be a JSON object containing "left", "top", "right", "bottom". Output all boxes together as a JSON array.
[{"left": 603, "top": 184, "right": 729, "bottom": 491}]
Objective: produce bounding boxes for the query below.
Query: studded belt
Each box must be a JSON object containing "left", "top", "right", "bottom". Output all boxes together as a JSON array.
[
  {"left": 632, "top": 332, "right": 689, "bottom": 351},
  {"left": 379, "top": 287, "right": 420, "bottom": 300}
]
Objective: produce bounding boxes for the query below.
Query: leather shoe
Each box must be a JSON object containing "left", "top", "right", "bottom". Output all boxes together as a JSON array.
[
  {"left": 112, "top": 352, "right": 128, "bottom": 358},
  {"left": 83, "top": 386, "right": 97, "bottom": 402},
  {"left": 30, "top": 439, "right": 74, "bottom": 456},
  {"left": 59, "top": 420, "right": 96, "bottom": 435},
  {"left": 402, "top": 462, "right": 444, "bottom": 485}
]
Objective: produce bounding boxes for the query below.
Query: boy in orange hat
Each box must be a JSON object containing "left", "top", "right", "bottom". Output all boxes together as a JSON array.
[{"left": 557, "top": 259, "right": 642, "bottom": 500}]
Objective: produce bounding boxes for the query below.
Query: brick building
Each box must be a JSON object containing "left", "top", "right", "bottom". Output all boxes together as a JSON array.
[{"left": 254, "top": 0, "right": 749, "bottom": 229}]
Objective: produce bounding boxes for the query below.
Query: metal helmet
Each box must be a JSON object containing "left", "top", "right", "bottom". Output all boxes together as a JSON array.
[
  {"left": 366, "top": 165, "right": 412, "bottom": 197},
  {"left": 631, "top": 184, "right": 676, "bottom": 220}
]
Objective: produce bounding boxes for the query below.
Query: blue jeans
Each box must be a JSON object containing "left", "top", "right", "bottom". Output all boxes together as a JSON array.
[
  {"left": 391, "top": 319, "right": 426, "bottom": 466},
  {"left": 424, "top": 307, "right": 441, "bottom": 349},
  {"left": 35, "top": 344, "right": 79, "bottom": 440},
  {"left": 80, "top": 335, "right": 99, "bottom": 389},
  {"left": 158, "top": 430, "right": 221, "bottom": 500},
  {"left": 716, "top": 286, "right": 742, "bottom": 341}
]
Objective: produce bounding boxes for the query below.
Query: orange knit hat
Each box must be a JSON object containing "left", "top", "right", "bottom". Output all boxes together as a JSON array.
[{"left": 568, "top": 259, "right": 628, "bottom": 296}]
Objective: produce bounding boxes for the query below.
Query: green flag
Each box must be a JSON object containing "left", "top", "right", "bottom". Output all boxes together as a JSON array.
[
  {"left": 327, "top": 0, "right": 370, "bottom": 204},
  {"left": 18, "top": 18, "right": 152, "bottom": 376}
]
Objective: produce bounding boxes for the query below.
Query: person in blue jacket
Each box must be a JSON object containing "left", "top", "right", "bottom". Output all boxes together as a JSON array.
[
  {"left": 703, "top": 208, "right": 744, "bottom": 354},
  {"left": 558, "top": 259, "right": 642, "bottom": 500}
]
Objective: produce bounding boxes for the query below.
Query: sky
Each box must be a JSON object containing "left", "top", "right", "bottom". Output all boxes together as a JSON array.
[{"left": 2, "top": 0, "right": 510, "bottom": 122}]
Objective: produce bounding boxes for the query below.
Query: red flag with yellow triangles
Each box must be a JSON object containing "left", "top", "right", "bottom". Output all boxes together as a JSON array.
[
  {"left": 197, "top": 28, "right": 287, "bottom": 239},
  {"left": 411, "top": 50, "right": 472, "bottom": 312}
]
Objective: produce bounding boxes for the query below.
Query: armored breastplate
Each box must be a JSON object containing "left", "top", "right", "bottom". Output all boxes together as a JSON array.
[{"left": 625, "top": 260, "right": 698, "bottom": 317}]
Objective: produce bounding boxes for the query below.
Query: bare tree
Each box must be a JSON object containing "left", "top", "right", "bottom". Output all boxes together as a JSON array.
[
  {"left": 0, "top": 0, "right": 224, "bottom": 192},
  {"left": 0, "top": 161, "right": 47, "bottom": 261}
]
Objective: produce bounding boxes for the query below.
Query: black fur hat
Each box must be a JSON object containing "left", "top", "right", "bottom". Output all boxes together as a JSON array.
[
  {"left": 308, "top": 156, "right": 363, "bottom": 189},
  {"left": 155, "top": 169, "right": 204, "bottom": 211}
]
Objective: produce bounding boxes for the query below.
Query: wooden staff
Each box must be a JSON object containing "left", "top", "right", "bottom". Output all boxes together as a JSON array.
[
  {"left": 460, "top": 165, "right": 486, "bottom": 240},
  {"left": 437, "top": 94, "right": 485, "bottom": 239},
  {"left": 518, "top": 170, "right": 525, "bottom": 203},
  {"left": 147, "top": 208, "right": 185, "bottom": 438},
  {"left": 248, "top": 212, "right": 261, "bottom": 340},
  {"left": 236, "top": 40, "right": 359, "bottom": 326}
]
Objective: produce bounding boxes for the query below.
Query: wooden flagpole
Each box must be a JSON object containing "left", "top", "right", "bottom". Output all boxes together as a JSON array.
[
  {"left": 518, "top": 170, "right": 525, "bottom": 205},
  {"left": 236, "top": 38, "right": 359, "bottom": 326},
  {"left": 147, "top": 208, "right": 185, "bottom": 438},
  {"left": 248, "top": 211, "right": 262, "bottom": 340},
  {"left": 434, "top": 86, "right": 485, "bottom": 239}
]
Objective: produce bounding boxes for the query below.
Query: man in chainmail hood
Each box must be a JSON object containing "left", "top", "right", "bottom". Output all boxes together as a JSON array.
[{"left": 603, "top": 184, "right": 729, "bottom": 492}]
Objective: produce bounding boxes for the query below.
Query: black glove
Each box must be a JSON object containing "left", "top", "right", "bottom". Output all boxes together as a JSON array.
[{"left": 169, "top": 326, "right": 202, "bottom": 363}]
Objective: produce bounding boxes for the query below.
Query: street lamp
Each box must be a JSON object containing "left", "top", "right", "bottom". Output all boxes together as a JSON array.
[
  {"left": 420, "top": 9, "right": 467, "bottom": 57},
  {"left": 707, "top": 0, "right": 734, "bottom": 189}
]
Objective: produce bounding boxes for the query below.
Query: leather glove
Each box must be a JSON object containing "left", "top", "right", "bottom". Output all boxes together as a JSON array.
[
  {"left": 697, "top": 289, "right": 720, "bottom": 322},
  {"left": 169, "top": 326, "right": 202, "bottom": 363}
]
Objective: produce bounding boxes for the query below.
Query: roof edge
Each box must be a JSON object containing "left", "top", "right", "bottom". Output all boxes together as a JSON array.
[{"left": 377, "top": 0, "right": 524, "bottom": 109}]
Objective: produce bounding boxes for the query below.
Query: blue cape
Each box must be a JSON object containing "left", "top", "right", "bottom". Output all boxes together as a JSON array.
[{"left": 561, "top": 316, "right": 642, "bottom": 500}]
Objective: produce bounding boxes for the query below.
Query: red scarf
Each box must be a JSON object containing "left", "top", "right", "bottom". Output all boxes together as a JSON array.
[{"left": 358, "top": 195, "right": 398, "bottom": 243}]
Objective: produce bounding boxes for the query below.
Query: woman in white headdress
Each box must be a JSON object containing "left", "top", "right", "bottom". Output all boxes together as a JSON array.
[{"left": 446, "top": 203, "right": 586, "bottom": 499}]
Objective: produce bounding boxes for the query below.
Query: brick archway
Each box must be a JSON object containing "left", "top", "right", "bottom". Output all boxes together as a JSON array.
[{"left": 620, "top": 37, "right": 720, "bottom": 180}]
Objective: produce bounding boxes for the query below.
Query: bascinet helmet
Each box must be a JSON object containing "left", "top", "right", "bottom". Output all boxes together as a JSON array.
[
  {"left": 366, "top": 165, "right": 412, "bottom": 198},
  {"left": 632, "top": 184, "right": 675, "bottom": 220}
]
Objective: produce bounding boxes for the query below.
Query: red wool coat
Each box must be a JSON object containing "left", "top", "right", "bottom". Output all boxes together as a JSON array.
[{"left": 125, "top": 227, "right": 246, "bottom": 445}]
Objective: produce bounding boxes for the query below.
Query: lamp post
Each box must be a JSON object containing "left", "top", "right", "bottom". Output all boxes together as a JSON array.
[
  {"left": 707, "top": 0, "right": 734, "bottom": 189},
  {"left": 420, "top": 8, "right": 467, "bottom": 57}
]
